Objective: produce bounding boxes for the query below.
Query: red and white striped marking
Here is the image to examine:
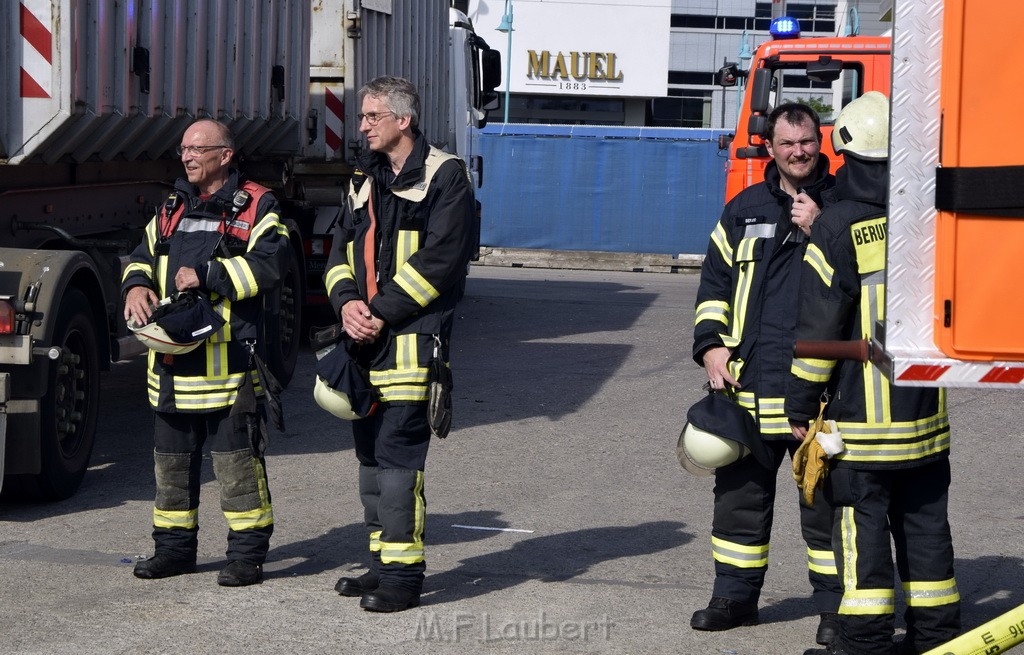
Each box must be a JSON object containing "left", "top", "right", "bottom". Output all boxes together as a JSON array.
[
  {"left": 324, "top": 86, "right": 344, "bottom": 154},
  {"left": 19, "top": 0, "right": 52, "bottom": 99},
  {"left": 892, "top": 359, "right": 1024, "bottom": 388}
]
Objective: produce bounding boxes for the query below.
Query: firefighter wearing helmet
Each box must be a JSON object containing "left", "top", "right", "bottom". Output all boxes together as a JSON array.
[{"left": 789, "top": 91, "right": 961, "bottom": 655}]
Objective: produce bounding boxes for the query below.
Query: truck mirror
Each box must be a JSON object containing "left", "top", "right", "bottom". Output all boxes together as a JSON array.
[
  {"left": 481, "top": 91, "right": 500, "bottom": 112},
  {"left": 481, "top": 50, "right": 502, "bottom": 95},
  {"left": 749, "top": 69, "right": 772, "bottom": 114},
  {"left": 717, "top": 133, "right": 735, "bottom": 150},
  {"left": 806, "top": 56, "right": 843, "bottom": 83},
  {"left": 717, "top": 63, "right": 740, "bottom": 88},
  {"left": 748, "top": 114, "right": 769, "bottom": 140}
]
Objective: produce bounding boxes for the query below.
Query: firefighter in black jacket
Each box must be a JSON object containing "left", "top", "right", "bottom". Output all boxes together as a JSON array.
[
  {"left": 323, "top": 77, "right": 475, "bottom": 612},
  {"left": 789, "top": 92, "right": 960, "bottom": 655},
  {"left": 123, "top": 119, "right": 289, "bottom": 587},
  {"left": 691, "top": 103, "right": 842, "bottom": 645}
]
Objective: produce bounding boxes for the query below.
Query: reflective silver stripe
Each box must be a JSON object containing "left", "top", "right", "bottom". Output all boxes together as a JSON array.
[
  {"left": 176, "top": 218, "right": 222, "bottom": 233},
  {"left": 743, "top": 223, "right": 776, "bottom": 239},
  {"left": 837, "top": 413, "right": 949, "bottom": 437},
  {"left": 838, "top": 432, "right": 951, "bottom": 461}
]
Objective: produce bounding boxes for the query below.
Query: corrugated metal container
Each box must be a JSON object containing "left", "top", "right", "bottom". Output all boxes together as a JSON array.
[
  {"left": 305, "top": 0, "right": 452, "bottom": 163},
  {"left": 2, "top": 0, "right": 309, "bottom": 165}
]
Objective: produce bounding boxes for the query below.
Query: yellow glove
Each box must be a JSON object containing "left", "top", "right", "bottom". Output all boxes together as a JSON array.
[{"left": 792, "top": 403, "right": 832, "bottom": 507}]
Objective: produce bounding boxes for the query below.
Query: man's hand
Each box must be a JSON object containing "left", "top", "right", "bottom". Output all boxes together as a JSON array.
[
  {"left": 790, "top": 419, "right": 810, "bottom": 441},
  {"left": 124, "top": 286, "right": 159, "bottom": 326},
  {"left": 174, "top": 266, "right": 200, "bottom": 291},
  {"left": 702, "top": 346, "right": 739, "bottom": 390},
  {"left": 791, "top": 192, "right": 821, "bottom": 236},
  {"left": 342, "top": 299, "right": 385, "bottom": 344}
]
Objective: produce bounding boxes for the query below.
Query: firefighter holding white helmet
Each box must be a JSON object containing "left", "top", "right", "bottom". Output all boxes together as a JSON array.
[
  {"left": 690, "top": 102, "right": 842, "bottom": 646},
  {"left": 789, "top": 91, "right": 961, "bottom": 655},
  {"left": 121, "top": 118, "right": 289, "bottom": 588}
]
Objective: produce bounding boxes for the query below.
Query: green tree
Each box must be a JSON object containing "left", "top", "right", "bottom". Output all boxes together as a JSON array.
[{"left": 796, "top": 96, "right": 834, "bottom": 119}]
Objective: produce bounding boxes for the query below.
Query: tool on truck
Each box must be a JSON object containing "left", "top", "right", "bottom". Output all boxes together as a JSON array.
[{"left": 0, "top": 0, "right": 499, "bottom": 500}]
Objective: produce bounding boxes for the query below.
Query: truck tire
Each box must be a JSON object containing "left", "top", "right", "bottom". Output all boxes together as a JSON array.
[
  {"left": 263, "top": 245, "right": 303, "bottom": 388},
  {"left": 7, "top": 289, "right": 101, "bottom": 500}
]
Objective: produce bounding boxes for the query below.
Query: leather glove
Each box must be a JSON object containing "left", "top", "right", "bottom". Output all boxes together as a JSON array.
[{"left": 792, "top": 402, "right": 836, "bottom": 507}]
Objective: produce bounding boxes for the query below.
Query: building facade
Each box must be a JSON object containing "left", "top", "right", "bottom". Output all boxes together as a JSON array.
[{"left": 466, "top": 0, "right": 887, "bottom": 128}]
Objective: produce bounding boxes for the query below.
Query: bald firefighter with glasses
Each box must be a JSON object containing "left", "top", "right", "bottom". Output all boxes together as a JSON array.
[{"left": 123, "top": 118, "right": 289, "bottom": 587}]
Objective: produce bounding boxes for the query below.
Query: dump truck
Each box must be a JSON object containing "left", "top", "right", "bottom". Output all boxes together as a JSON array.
[{"left": 0, "top": 0, "right": 499, "bottom": 500}]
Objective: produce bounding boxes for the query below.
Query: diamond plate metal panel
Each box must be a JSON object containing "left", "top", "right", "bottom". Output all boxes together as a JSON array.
[{"left": 885, "top": 0, "right": 945, "bottom": 361}]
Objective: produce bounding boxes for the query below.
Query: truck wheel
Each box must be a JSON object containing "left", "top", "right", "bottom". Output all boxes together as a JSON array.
[
  {"left": 17, "top": 290, "right": 101, "bottom": 500},
  {"left": 263, "top": 245, "right": 302, "bottom": 388}
]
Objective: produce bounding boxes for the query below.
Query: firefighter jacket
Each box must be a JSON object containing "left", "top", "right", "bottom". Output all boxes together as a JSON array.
[
  {"left": 323, "top": 132, "right": 475, "bottom": 404},
  {"left": 122, "top": 170, "right": 289, "bottom": 412},
  {"left": 785, "top": 157, "right": 950, "bottom": 470},
  {"left": 693, "top": 157, "right": 833, "bottom": 440}
]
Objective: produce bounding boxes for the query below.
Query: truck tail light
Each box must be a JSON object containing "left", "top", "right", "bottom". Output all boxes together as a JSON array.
[{"left": 0, "top": 299, "right": 14, "bottom": 334}]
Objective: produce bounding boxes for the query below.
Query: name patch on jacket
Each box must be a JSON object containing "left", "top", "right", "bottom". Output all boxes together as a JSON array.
[{"left": 851, "top": 216, "right": 887, "bottom": 275}]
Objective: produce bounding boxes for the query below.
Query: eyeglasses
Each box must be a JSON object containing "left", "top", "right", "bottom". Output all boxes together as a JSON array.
[
  {"left": 176, "top": 144, "right": 228, "bottom": 157},
  {"left": 356, "top": 112, "right": 395, "bottom": 126}
]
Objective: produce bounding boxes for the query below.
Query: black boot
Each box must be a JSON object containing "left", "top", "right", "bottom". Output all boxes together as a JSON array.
[
  {"left": 816, "top": 613, "right": 840, "bottom": 645},
  {"left": 690, "top": 597, "right": 759, "bottom": 631},
  {"left": 360, "top": 582, "right": 421, "bottom": 612},
  {"left": 336, "top": 570, "right": 380, "bottom": 597},
  {"left": 217, "top": 560, "right": 263, "bottom": 586},
  {"left": 133, "top": 553, "right": 197, "bottom": 579}
]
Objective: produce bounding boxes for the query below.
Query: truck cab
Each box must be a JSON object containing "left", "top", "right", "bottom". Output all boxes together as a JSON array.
[{"left": 721, "top": 26, "right": 891, "bottom": 202}]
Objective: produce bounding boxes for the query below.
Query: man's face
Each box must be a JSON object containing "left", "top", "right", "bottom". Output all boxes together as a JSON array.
[
  {"left": 179, "top": 123, "right": 232, "bottom": 192},
  {"left": 359, "top": 94, "right": 405, "bottom": 153},
  {"left": 766, "top": 117, "right": 821, "bottom": 189}
]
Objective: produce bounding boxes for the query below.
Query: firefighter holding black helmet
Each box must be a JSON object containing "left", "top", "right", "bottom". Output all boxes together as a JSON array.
[
  {"left": 689, "top": 103, "right": 843, "bottom": 647},
  {"left": 122, "top": 118, "right": 289, "bottom": 587}
]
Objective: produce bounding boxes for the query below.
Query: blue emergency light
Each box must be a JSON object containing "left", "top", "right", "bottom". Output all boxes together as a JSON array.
[{"left": 769, "top": 16, "right": 801, "bottom": 39}]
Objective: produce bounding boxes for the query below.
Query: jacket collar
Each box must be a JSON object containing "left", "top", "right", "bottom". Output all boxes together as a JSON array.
[{"left": 356, "top": 129, "right": 429, "bottom": 188}]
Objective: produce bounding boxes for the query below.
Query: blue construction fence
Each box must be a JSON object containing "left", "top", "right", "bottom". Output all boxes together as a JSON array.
[{"left": 476, "top": 124, "right": 733, "bottom": 256}]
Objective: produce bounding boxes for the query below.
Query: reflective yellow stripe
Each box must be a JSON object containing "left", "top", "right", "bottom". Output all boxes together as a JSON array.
[
  {"left": 325, "top": 263, "right": 355, "bottom": 294},
  {"left": 380, "top": 471, "right": 425, "bottom": 564},
  {"left": 758, "top": 415, "right": 791, "bottom": 435},
  {"left": 840, "top": 507, "right": 858, "bottom": 590},
  {"left": 153, "top": 508, "right": 198, "bottom": 530},
  {"left": 247, "top": 213, "right": 283, "bottom": 250},
  {"left": 736, "top": 391, "right": 756, "bottom": 410},
  {"left": 792, "top": 357, "right": 836, "bottom": 383},
  {"left": 836, "top": 432, "right": 951, "bottom": 463},
  {"left": 711, "top": 536, "right": 768, "bottom": 569},
  {"left": 710, "top": 222, "right": 733, "bottom": 266},
  {"left": 396, "top": 229, "right": 418, "bottom": 268},
  {"left": 695, "top": 300, "right": 730, "bottom": 327},
  {"left": 804, "top": 243, "right": 834, "bottom": 286},
  {"left": 395, "top": 263, "right": 439, "bottom": 308},
  {"left": 122, "top": 262, "right": 153, "bottom": 281},
  {"left": 221, "top": 257, "right": 259, "bottom": 299},
  {"left": 223, "top": 457, "right": 273, "bottom": 530},
  {"left": 369, "top": 530, "right": 382, "bottom": 553},
  {"left": 902, "top": 579, "right": 960, "bottom": 607},
  {"left": 839, "top": 588, "right": 895, "bottom": 615},
  {"left": 807, "top": 547, "right": 837, "bottom": 576},
  {"left": 861, "top": 279, "right": 889, "bottom": 423},
  {"left": 757, "top": 396, "right": 785, "bottom": 414},
  {"left": 730, "top": 243, "right": 757, "bottom": 343},
  {"left": 377, "top": 384, "right": 430, "bottom": 402}
]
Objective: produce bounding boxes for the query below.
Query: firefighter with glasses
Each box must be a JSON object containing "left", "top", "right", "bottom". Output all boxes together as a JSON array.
[
  {"left": 322, "top": 76, "right": 475, "bottom": 613},
  {"left": 122, "top": 118, "right": 289, "bottom": 587}
]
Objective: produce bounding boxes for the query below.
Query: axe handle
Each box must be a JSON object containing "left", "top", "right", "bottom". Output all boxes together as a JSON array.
[{"left": 794, "top": 339, "right": 871, "bottom": 363}]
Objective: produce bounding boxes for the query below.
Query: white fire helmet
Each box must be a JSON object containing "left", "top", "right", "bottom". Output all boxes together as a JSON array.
[
  {"left": 832, "top": 90, "right": 890, "bottom": 161},
  {"left": 677, "top": 423, "right": 747, "bottom": 477},
  {"left": 128, "top": 318, "right": 202, "bottom": 354},
  {"left": 313, "top": 375, "right": 360, "bottom": 420}
]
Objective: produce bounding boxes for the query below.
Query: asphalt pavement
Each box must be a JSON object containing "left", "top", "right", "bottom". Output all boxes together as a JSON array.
[{"left": 1, "top": 265, "right": 1022, "bottom": 655}]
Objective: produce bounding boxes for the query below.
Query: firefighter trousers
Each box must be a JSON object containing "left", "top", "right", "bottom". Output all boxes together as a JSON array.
[
  {"left": 825, "top": 458, "right": 960, "bottom": 655},
  {"left": 352, "top": 402, "right": 430, "bottom": 591},
  {"left": 150, "top": 409, "right": 274, "bottom": 565},
  {"left": 711, "top": 439, "right": 842, "bottom": 612}
]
